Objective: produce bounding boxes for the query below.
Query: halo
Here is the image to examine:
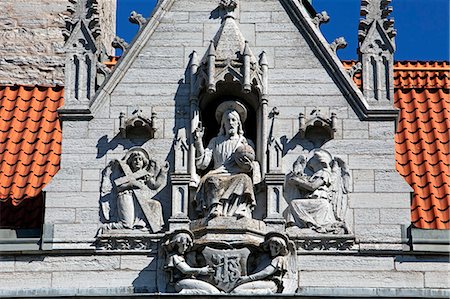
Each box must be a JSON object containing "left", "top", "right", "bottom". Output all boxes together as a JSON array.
[
  {"left": 264, "top": 231, "right": 289, "bottom": 245},
  {"left": 123, "top": 147, "right": 150, "bottom": 163},
  {"left": 215, "top": 100, "right": 247, "bottom": 124},
  {"left": 166, "top": 229, "right": 194, "bottom": 241}
]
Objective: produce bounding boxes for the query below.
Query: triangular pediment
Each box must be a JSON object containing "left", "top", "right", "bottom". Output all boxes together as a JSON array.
[
  {"left": 90, "top": 0, "right": 397, "bottom": 120},
  {"left": 212, "top": 17, "right": 246, "bottom": 61}
]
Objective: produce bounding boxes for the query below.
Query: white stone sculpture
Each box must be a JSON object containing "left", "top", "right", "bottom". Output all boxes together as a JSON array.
[
  {"left": 163, "top": 230, "right": 220, "bottom": 294},
  {"left": 193, "top": 100, "right": 261, "bottom": 219},
  {"left": 231, "top": 233, "right": 293, "bottom": 294},
  {"left": 100, "top": 147, "right": 169, "bottom": 232},
  {"left": 285, "top": 149, "right": 350, "bottom": 234}
]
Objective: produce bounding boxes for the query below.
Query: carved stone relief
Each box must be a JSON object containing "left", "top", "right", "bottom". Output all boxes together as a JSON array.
[
  {"left": 193, "top": 101, "right": 261, "bottom": 220},
  {"left": 99, "top": 147, "right": 169, "bottom": 233},
  {"left": 284, "top": 149, "right": 351, "bottom": 235},
  {"left": 161, "top": 229, "right": 297, "bottom": 295}
]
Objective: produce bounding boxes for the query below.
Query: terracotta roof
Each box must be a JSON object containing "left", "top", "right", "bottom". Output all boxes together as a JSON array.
[
  {"left": 0, "top": 61, "right": 448, "bottom": 230},
  {"left": 344, "top": 61, "right": 450, "bottom": 229},
  {"left": 0, "top": 85, "right": 63, "bottom": 205}
]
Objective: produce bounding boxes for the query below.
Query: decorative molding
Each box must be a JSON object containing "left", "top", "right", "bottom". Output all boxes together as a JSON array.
[
  {"left": 298, "top": 109, "right": 336, "bottom": 144},
  {"left": 311, "top": 11, "right": 330, "bottom": 27},
  {"left": 112, "top": 36, "right": 129, "bottom": 52},
  {"left": 330, "top": 37, "right": 347, "bottom": 53},
  {"left": 347, "top": 61, "right": 362, "bottom": 78},
  {"left": 291, "top": 236, "right": 356, "bottom": 251},
  {"left": 118, "top": 108, "right": 158, "bottom": 139},
  {"left": 129, "top": 11, "right": 148, "bottom": 31},
  {"left": 95, "top": 234, "right": 159, "bottom": 251}
]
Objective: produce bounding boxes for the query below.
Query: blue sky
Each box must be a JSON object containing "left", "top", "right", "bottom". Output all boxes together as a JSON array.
[{"left": 116, "top": 0, "right": 449, "bottom": 61}]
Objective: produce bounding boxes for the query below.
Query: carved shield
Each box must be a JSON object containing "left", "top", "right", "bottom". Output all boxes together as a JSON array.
[{"left": 202, "top": 247, "right": 250, "bottom": 292}]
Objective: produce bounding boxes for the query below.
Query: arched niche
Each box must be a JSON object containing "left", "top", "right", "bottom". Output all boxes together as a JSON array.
[{"left": 199, "top": 80, "right": 260, "bottom": 146}]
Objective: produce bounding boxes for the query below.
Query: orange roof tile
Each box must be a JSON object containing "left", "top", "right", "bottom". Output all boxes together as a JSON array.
[
  {"left": 344, "top": 60, "right": 450, "bottom": 229},
  {"left": 0, "top": 85, "right": 63, "bottom": 205}
]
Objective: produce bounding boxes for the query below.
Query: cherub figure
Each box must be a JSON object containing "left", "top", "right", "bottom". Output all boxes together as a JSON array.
[
  {"left": 100, "top": 147, "right": 169, "bottom": 232},
  {"left": 285, "top": 149, "right": 350, "bottom": 234}
]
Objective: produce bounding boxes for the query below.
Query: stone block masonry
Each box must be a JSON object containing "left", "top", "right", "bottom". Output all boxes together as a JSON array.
[{"left": 0, "top": 0, "right": 116, "bottom": 85}]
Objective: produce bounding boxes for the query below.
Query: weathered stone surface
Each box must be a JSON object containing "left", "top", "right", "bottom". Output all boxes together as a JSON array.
[
  {"left": 425, "top": 272, "right": 450, "bottom": 288},
  {"left": 45, "top": 192, "right": 99, "bottom": 208},
  {"left": 349, "top": 193, "right": 410, "bottom": 209},
  {"left": 395, "top": 256, "right": 450, "bottom": 272},
  {"left": 0, "top": 0, "right": 115, "bottom": 85},
  {"left": 44, "top": 208, "right": 76, "bottom": 224},
  {"left": 51, "top": 270, "right": 156, "bottom": 290},
  {"left": 354, "top": 224, "right": 402, "bottom": 243},
  {"left": 120, "top": 256, "right": 156, "bottom": 271},
  {"left": 375, "top": 170, "right": 412, "bottom": 192},
  {"left": 352, "top": 170, "right": 375, "bottom": 192},
  {"left": 379, "top": 209, "right": 411, "bottom": 225},
  {"left": 298, "top": 256, "right": 395, "bottom": 271},
  {"left": 15, "top": 256, "right": 120, "bottom": 272},
  {"left": 0, "top": 272, "right": 52, "bottom": 289},
  {"left": 354, "top": 209, "right": 380, "bottom": 224},
  {"left": 0, "top": 257, "right": 15, "bottom": 272},
  {"left": 299, "top": 271, "right": 424, "bottom": 288}
]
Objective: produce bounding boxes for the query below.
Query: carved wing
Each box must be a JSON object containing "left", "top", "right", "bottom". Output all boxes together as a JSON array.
[
  {"left": 330, "top": 157, "right": 350, "bottom": 222},
  {"left": 282, "top": 241, "right": 298, "bottom": 294},
  {"left": 99, "top": 160, "right": 121, "bottom": 223}
]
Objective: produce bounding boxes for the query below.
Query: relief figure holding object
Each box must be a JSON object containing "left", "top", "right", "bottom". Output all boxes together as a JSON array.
[{"left": 193, "top": 100, "right": 261, "bottom": 219}]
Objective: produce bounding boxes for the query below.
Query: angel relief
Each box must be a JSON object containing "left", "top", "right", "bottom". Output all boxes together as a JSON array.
[
  {"left": 285, "top": 149, "right": 350, "bottom": 234},
  {"left": 99, "top": 147, "right": 169, "bottom": 233}
]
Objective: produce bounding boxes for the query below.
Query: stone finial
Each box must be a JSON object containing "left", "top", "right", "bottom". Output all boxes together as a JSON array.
[
  {"left": 330, "top": 37, "right": 347, "bottom": 53},
  {"left": 63, "top": 0, "right": 100, "bottom": 41},
  {"left": 358, "top": 0, "right": 396, "bottom": 104},
  {"left": 219, "top": 0, "right": 238, "bottom": 10},
  {"left": 219, "top": 0, "right": 238, "bottom": 19},
  {"left": 347, "top": 61, "right": 362, "bottom": 78},
  {"left": 129, "top": 11, "right": 147, "bottom": 31},
  {"left": 312, "top": 11, "right": 330, "bottom": 27},
  {"left": 111, "top": 37, "right": 129, "bottom": 52},
  {"left": 359, "top": 0, "right": 396, "bottom": 42}
]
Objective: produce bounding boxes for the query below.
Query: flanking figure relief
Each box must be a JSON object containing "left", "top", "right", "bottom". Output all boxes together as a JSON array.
[
  {"left": 99, "top": 147, "right": 169, "bottom": 232},
  {"left": 193, "top": 100, "right": 261, "bottom": 219},
  {"left": 162, "top": 230, "right": 296, "bottom": 295},
  {"left": 285, "top": 149, "right": 351, "bottom": 234}
]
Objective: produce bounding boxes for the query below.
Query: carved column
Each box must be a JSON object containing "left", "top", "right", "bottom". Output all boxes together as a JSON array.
[
  {"left": 264, "top": 108, "right": 286, "bottom": 231},
  {"left": 358, "top": 0, "right": 396, "bottom": 106},
  {"left": 169, "top": 127, "right": 190, "bottom": 230}
]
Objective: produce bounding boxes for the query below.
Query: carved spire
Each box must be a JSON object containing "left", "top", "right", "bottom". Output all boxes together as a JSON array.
[
  {"left": 63, "top": 0, "right": 101, "bottom": 41},
  {"left": 191, "top": 6, "right": 266, "bottom": 97},
  {"left": 62, "top": 0, "right": 101, "bottom": 110},
  {"left": 358, "top": 0, "right": 396, "bottom": 105}
]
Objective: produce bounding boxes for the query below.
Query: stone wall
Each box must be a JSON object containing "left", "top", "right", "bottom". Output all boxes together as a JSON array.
[
  {"left": 44, "top": 0, "right": 411, "bottom": 248},
  {"left": 6, "top": 0, "right": 445, "bottom": 296},
  {"left": 0, "top": 0, "right": 116, "bottom": 85},
  {"left": 0, "top": 0, "right": 67, "bottom": 85},
  {"left": 0, "top": 253, "right": 448, "bottom": 297}
]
